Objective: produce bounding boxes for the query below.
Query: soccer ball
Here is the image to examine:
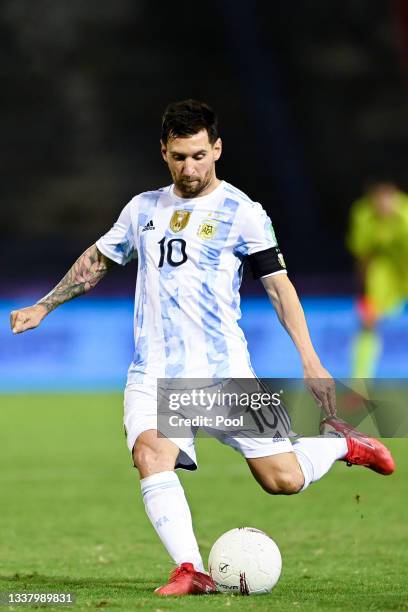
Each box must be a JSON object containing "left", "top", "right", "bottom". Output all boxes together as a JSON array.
[{"left": 208, "top": 527, "right": 282, "bottom": 595}]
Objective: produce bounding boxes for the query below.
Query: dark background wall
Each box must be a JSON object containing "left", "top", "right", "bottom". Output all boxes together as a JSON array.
[{"left": 2, "top": 0, "right": 408, "bottom": 294}]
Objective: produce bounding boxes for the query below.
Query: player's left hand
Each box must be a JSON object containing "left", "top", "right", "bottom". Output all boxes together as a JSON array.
[{"left": 303, "top": 362, "right": 336, "bottom": 416}]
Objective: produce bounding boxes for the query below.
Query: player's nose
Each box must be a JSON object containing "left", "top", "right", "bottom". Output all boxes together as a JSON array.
[{"left": 182, "top": 159, "right": 195, "bottom": 176}]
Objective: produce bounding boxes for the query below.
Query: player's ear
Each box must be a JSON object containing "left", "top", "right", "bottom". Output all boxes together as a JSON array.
[
  {"left": 213, "top": 138, "right": 222, "bottom": 161},
  {"left": 160, "top": 139, "right": 168, "bottom": 162}
]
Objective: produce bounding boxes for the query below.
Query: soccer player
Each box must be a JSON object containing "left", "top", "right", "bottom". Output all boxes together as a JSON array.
[
  {"left": 10, "top": 100, "right": 395, "bottom": 596},
  {"left": 347, "top": 182, "right": 408, "bottom": 377}
]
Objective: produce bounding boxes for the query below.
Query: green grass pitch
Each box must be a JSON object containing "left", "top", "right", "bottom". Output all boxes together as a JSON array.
[{"left": 1, "top": 394, "right": 407, "bottom": 611}]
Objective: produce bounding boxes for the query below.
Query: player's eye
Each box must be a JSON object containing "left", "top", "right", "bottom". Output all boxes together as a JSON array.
[{"left": 194, "top": 154, "right": 205, "bottom": 160}]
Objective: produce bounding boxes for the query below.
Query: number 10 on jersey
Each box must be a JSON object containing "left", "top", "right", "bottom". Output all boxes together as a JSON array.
[{"left": 158, "top": 237, "right": 188, "bottom": 268}]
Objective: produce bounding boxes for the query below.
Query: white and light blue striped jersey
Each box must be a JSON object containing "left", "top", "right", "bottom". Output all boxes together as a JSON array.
[{"left": 96, "top": 180, "right": 286, "bottom": 382}]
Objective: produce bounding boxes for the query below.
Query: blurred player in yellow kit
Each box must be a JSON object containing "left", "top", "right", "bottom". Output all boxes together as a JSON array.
[{"left": 347, "top": 182, "right": 408, "bottom": 377}]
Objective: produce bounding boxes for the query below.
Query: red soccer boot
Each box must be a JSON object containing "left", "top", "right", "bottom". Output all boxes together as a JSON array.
[
  {"left": 155, "top": 562, "right": 217, "bottom": 596},
  {"left": 320, "top": 417, "right": 396, "bottom": 475}
]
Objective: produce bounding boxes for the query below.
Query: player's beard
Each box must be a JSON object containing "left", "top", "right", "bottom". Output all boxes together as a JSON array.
[{"left": 175, "top": 170, "right": 213, "bottom": 198}]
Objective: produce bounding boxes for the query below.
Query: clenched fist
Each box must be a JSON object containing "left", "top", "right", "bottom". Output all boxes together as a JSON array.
[{"left": 10, "top": 304, "right": 48, "bottom": 334}]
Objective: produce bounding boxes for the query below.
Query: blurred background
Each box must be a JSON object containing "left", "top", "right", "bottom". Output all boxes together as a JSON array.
[{"left": 2, "top": 0, "right": 408, "bottom": 389}]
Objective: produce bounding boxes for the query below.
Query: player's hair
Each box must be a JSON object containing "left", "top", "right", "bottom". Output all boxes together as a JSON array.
[{"left": 161, "top": 99, "right": 219, "bottom": 144}]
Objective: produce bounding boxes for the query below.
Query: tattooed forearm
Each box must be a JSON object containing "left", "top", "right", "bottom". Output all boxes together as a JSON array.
[{"left": 37, "top": 244, "right": 114, "bottom": 313}]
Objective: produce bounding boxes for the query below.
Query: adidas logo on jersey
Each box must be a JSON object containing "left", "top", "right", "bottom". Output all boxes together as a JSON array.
[{"left": 142, "top": 220, "right": 155, "bottom": 232}]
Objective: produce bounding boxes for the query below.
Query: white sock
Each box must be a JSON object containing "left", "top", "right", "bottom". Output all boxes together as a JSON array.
[
  {"left": 141, "top": 471, "right": 204, "bottom": 572},
  {"left": 293, "top": 436, "right": 348, "bottom": 491}
]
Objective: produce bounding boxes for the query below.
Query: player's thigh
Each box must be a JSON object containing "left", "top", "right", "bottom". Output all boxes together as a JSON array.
[
  {"left": 124, "top": 382, "right": 197, "bottom": 476},
  {"left": 247, "top": 452, "right": 304, "bottom": 495}
]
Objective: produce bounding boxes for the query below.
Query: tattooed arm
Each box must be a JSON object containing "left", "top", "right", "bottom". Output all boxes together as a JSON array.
[{"left": 10, "top": 244, "right": 115, "bottom": 334}]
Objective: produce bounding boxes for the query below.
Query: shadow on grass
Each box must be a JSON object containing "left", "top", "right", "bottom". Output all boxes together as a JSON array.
[
  {"left": 0, "top": 571, "right": 153, "bottom": 591},
  {"left": 0, "top": 573, "right": 226, "bottom": 609}
]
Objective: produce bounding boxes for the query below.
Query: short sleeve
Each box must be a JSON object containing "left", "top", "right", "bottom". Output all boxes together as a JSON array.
[
  {"left": 96, "top": 200, "right": 137, "bottom": 265},
  {"left": 234, "top": 202, "right": 277, "bottom": 257},
  {"left": 234, "top": 202, "right": 287, "bottom": 278}
]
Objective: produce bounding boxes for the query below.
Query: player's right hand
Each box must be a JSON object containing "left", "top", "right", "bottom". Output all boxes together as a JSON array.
[{"left": 10, "top": 304, "right": 48, "bottom": 334}]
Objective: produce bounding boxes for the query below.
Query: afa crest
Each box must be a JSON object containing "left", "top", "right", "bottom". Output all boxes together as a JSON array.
[
  {"left": 170, "top": 210, "right": 191, "bottom": 232},
  {"left": 198, "top": 221, "right": 218, "bottom": 240}
]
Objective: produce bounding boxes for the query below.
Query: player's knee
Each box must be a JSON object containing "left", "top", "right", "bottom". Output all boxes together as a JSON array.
[
  {"left": 261, "top": 469, "right": 304, "bottom": 496},
  {"left": 133, "top": 440, "right": 174, "bottom": 476},
  {"left": 132, "top": 440, "right": 151, "bottom": 472}
]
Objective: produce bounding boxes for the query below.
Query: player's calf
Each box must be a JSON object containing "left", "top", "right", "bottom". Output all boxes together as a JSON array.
[
  {"left": 260, "top": 470, "right": 304, "bottom": 495},
  {"left": 247, "top": 454, "right": 304, "bottom": 495}
]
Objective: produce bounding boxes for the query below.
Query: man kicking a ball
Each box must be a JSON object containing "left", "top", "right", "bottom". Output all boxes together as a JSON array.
[{"left": 10, "top": 100, "right": 395, "bottom": 596}]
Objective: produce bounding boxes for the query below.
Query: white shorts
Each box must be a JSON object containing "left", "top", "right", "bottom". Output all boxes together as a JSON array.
[{"left": 124, "top": 379, "right": 294, "bottom": 470}]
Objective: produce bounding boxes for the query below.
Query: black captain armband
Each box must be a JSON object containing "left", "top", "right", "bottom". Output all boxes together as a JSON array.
[{"left": 248, "top": 246, "right": 287, "bottom": 279}]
